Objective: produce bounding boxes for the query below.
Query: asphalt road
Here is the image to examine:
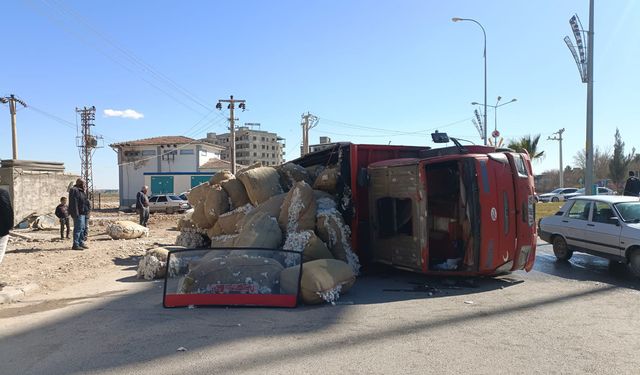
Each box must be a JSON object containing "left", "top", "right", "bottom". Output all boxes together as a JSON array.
[{"left": 1, "top": 242, "right": 639, "bottom": 375}]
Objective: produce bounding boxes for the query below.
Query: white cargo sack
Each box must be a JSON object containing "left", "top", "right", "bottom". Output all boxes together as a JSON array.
[
  {"left": 106, "top": 221, "right": 149, "bottom": 239},
  {"left": 238, "top": 166, "right": 283, "bottom": 206}
]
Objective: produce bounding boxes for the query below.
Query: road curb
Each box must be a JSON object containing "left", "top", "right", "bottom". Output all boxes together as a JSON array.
[{"left": 0, "top": 283, "right": 40, "bottom": 304}]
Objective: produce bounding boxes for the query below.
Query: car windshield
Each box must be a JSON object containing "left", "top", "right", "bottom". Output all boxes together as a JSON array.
[
  {"left": 169, "top": 195, "right": 182, "bottom": 200},
  {"left": 614, "top": 202, "right": 640, "bottom": 223}
]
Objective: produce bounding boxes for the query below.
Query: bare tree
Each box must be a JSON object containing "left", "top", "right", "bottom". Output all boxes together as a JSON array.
[{"left": 573, "top": 147, "right": 611, "bottom": 181}]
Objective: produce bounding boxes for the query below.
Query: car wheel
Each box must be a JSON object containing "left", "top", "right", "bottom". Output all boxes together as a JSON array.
[
  {"left": 552, "top": 236, "right": 573, "bottom": 261},
  {"left": 166, "top": 207, "right": 175, "bottom": 214},
  {"left": 551, "top": 197, "right": 560, "bottom": 202},
  {"left": 629, "top": 248, "right": 640, "bottom": 278}
]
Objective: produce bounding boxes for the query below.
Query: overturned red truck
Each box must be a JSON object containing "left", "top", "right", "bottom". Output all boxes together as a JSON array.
[{"left": 292, "top": 136, "right": 537, "bottom": 275}]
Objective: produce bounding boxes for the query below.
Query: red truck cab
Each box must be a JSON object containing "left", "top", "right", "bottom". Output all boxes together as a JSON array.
[{"left": 294, "top": 142, "right": 537, "bottom": 276}]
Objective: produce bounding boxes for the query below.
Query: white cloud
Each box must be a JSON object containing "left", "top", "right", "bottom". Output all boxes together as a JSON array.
[{"left": 104, "top": 109, "right": 144, "bottom": 120}]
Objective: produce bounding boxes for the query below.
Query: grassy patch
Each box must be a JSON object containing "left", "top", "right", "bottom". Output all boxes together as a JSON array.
[{"left": 536, "top": 202, "right": 564, "bottom": 221}]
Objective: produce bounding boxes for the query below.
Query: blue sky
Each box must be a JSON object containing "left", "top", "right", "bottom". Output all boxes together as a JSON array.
[{"left": 1, "top": 0, "right": 639, "bottom": 189}]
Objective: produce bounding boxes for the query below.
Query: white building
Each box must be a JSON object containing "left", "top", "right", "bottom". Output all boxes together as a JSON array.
[
  {"left": 204, "top": 125, "right": 286, "bottom": 167},
  {"left": 110, "top": 136, "right": 225, "bottom": 209}
]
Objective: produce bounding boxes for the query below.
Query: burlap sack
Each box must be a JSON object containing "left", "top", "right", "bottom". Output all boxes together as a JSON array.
[
  {"left": 234, "top": 211, "right": 282, "bottom": 249},
  {"left": 312, "top": 166, "right": 339, "bottom": 194},
  {"left": 280, "top": 259, "right": 355, "bottom": 304},
  {"left": 303, "top": 233, "right": 334, "bottom": 263},
  {"left": 237, "top": 162, "right": 262, "bottom": 174},
  {"left": 106, "top": 221, "right": 149, "bottom": 239},
  {"left": 177, "top": 216, "right": 196, "bottom": 231},
  {"left": 316, "top": 213, "right": 348, "bottom": 262},
  {"left": 191, "top": 202, "right": 213, "bottom": 229},
  {"left": 210, "top": 207, "right": 248, "bottom": 236},
  {"left": 316, "top": 209, "right": 361, "bottom": 275},
  {"left": 220, "top": 178, "right": 251, "bottom": 209},
  {"left": 277, "top": 163, "right": 313, "bottom": 191},
  {"left": 203, "top": 184, "right": 230, "bottom": 226},
  {"left": 237, "top": 193, "right": 286, "bottom": 230},
  {"left": 305, "top": 165, "right": 326, "bottom": 182},
  {"left": 188, "top": 182, "right": 210, "bottom": 205},
  {"left": 181, "top": 255, "right": 284, "bottom": 294},
  {"left": 210, "top": 234, "right": 238, "bottom": 248},
  {"left": 237, "top": 166, "right": 283, "bottom": 206},
  {"left": 278, "top": 181, "right": 316, "bottom": 233},
  {"left": 209, "top": 170, "right": 234, "bottom": 185}
]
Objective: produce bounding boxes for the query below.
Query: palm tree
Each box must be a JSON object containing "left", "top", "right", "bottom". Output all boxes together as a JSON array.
[{"left": 507, "top": 134, "right": 545, "bottom": 161}]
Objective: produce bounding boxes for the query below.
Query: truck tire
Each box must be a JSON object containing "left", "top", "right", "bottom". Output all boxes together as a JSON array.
[
  {"left": 552, "top": 236, "right": 572, "bottom": 261},
  {"left": 628, "top": 248, "right": 640, "bottom": 278}
]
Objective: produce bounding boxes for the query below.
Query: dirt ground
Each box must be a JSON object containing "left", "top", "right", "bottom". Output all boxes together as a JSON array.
[{"left": 0, "top": 195, "right": 181, "bottom": 293}]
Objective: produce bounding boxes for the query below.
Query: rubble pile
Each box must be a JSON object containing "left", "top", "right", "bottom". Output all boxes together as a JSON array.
[{"left": 143, "top": 161, "right": 360, "bottom": 304}]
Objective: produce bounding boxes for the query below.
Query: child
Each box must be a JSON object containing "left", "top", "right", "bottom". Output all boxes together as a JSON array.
[{"left": 55, "top": 197, "right": 70, "bottom": 240}]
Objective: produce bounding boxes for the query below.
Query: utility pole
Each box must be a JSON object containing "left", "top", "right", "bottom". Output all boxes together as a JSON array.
[
  {"left": 76, "top": 106, "right": 101, "bottom": 204},
  {"left": 216, "top": 95, "right": 246, "bottom": 174},
  {"left": 1, "top": 95, "right": 28, "bottom": 159},
  {"left": 548, "top": 128, "right": 566, "bottom": 188},
  {"left": 564, "top": 1, "right": 594, "bottom": 194},
  {"left": 300, "top": 112, "right": 319, "bottom": 156}
]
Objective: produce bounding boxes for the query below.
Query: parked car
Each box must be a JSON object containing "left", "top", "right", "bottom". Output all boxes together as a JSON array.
[
  {"left": 538, "top": 195, "right": 640, "bottom": 277},
  {"left": 178, "top": 192, "right": 189, "bottom": 201},
  {"left": 537, "top": 187, "right": 579, "bottom": 202},
  {"left": 130, "top": 194, "right": 190, "bottom": 214},
  {"left": 563, "top": 187, "right": 616, "bottom": 199}
]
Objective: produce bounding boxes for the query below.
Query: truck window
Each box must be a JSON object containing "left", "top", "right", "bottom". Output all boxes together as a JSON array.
[
  {"left": 515, "top": 155, "right": 528, "bottom": 178},
  {"left": 376, "top": 198, "right": 413, "bottom": 238}
]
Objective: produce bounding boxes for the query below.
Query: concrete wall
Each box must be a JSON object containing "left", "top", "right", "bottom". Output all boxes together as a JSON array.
[{"left": 0, "top": 160, "right": 78, "bottom": 225}]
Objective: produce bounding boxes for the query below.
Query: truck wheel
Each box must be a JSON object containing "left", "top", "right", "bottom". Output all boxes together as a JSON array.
[
  {"left": 552, "top": 236, "right": 573, "bottom": 261},
  {"left": 551, "top": 197, "right": 560, "bottom": 202},
  {"left": 629, "top": 248, "right": 640, "bottom": 278}
]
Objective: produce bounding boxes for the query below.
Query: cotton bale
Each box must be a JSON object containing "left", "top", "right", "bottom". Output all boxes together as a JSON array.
[
  {"left": 234, "top": 211, "right": 282, "bottom": 249},
  {"left": 237, "top": 166, "right": 283, "bottom": 206},
  {"left": 220, "top": 178, "right": 251, "bottom": 209},
  {"left": 312, "top": 165, "right": 339, "bottom": 194},
  {"left": 278, "top": 181, "right": 316, "bottom": 233},
  {"left": 106, "top": 221, "right": 149, "bottom": 240},
  {"left": 280, "top": 259, "right": 355, "bottom": 305}
]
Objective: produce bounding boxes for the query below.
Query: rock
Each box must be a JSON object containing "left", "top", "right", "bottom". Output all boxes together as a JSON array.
[{"left": 105, "top": 221, "right": 149, "bottom": 240}]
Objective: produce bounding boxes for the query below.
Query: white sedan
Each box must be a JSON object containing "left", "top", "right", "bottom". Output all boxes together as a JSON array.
[
  {"left": 538, "top": 195, "right": 640, "bottom": 277},
  {"left": 537, "top": 187, "right": 579, "bottom": 202}
]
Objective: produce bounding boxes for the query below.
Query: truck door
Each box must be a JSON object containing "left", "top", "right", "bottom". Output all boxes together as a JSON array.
[
  {"left": 482, "top": 154, "right": 517, "bottom": 273},
  {"left": 506, "top": 153, "right": 537, "bottom": 271}
]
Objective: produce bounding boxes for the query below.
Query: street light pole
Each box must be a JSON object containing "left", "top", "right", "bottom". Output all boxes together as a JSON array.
[
  {"left": 471, "top": 97, "right": 516, "bottom": 147},
  {"left": 453, "top": 17, "right": 487, "bottom": 145}
]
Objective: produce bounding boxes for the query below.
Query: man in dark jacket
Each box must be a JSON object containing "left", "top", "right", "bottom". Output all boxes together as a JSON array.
[
  {"left": 136, "top": 185, "right": 150, "bottom": 227},
  {"left": 68, "top": 178, "right": 90, "bottom": 250},
  {"left": 0, "top": 188, "right": 14, "bottom": 266},
  {"left": 623, "top": 171, "right": 640, "bottom": 196}
]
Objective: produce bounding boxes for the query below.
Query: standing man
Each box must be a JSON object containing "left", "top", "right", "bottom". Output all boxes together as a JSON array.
[
  {"left": 136, "top": 185, "right": 150, "bottom": 227},
  {"left": 0, "top": 188, "right": 14, "bottom": 266},
  {"left": 623, "top": 171, "right": 640, "bottom": 197},
  {"left": 69, "top": 178, "right": 90, "bottom": 250}
]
